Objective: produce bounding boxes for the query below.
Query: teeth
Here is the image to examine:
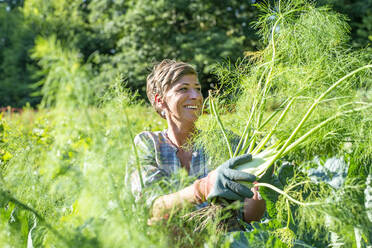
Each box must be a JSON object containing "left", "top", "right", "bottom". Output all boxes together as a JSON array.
[{"left": 185, "top": 106, "right": 197, "bottom": 109}]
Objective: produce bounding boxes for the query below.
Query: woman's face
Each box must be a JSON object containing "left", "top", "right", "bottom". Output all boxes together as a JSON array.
[{"left": 162, "top": 74, "right": 203, "bottom": 125}]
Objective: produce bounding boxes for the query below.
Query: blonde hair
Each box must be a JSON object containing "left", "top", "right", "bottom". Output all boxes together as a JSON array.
[{"left": 146, "top": 59, "right": 197, "bottom": 118}]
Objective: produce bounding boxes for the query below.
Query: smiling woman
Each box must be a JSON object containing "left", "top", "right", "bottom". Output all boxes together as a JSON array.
[
  {"left": 131, "top": 59, "right": 265, "bottom": 230},
  {"left": 162, "top": 74, "right": 203, "bottom": 125}
]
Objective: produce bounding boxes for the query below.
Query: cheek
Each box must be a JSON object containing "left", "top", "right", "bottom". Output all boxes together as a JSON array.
[{"left": 165, "top": 96, "right": 183, "bottom": 112}]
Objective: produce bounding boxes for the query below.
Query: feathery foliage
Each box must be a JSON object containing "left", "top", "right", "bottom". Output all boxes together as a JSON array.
[{"left": 194, "top": 0, "right": 372, "bottom": 246}]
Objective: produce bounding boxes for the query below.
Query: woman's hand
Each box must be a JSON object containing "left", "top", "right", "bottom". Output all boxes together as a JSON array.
[
  {"left": 149, "top": 154, "right": 259, "bottom": 224},
  {"left": 243, "top": 187, "right": 266, "bottom": 223},
  {"left": 194, "top": 154, "right": 257, "bottom": 203}
]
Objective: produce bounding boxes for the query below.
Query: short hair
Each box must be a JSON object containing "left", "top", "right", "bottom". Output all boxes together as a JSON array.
[{"left": 146, "top": 59, "right": 198, "bottom": 118}]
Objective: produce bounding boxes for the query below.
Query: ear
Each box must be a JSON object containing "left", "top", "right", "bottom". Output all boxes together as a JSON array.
[
  {"left": 155, "top": 94, "right": 167, "bottom": 110},
  {"left": 154, "top": 94, "right": 160, "bottom": 103}
]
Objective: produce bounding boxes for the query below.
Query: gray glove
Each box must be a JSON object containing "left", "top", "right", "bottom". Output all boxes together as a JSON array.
[{"left": 206, "top": 154, "right": 257, "bottom": 201}]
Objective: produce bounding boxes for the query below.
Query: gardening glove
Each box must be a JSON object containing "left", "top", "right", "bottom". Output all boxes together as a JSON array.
[{"left": 193, "top": 154, "right": 256, "bottom": 203}]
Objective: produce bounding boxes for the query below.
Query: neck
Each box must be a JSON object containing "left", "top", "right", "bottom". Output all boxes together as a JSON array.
[{"left": 166, "top": 119, "right": 196, "bottom": 149}]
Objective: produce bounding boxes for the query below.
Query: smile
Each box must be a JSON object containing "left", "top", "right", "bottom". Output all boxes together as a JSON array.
[{"left": 185, "top": 105, "right": 198, "bottom": 109}]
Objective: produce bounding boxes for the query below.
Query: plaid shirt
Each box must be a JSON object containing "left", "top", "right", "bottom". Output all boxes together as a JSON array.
[{"left": 130, "top": 130, "right": 210, "bottom": 207}]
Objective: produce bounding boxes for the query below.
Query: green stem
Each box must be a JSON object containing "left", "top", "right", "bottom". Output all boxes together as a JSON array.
[
  {"left": 201, "top": 95, "right": 210, "bottom": 115},
  {"left": 237, "top": 66, "right": 270, "bottom": 156},
  {"left": 123, "top": 108, "right": 144, "bottom": 188},
  {"left": 254, "top": 183, "right": 321, "bottom": 206},
  {"left": 237, "top": 98, "right": 291, "bottom": 156},
  {"left": 267, "top": 65, "right": 372, "bottom": 168},
  {"left": 257, "top": 97, "right": 291, "bottom": 130},
  {"left": 282, "top": 104, "right": 372, "bottom": 156},
  {"left": 248, "top": 135, "right": 257, "bottom": 153},
  {"left": 286, "top": 199, "right": 291, "bottom": 228},
  {"left": 234, "top": 100, "right": 257, "bottom": 157},
  {"left": 209, "top": 96, "right": 233, "bottom": 158},
  {"left": 238, "top": 41, "right": 277, "bottom": 156},
  {"left": 240, "top": 132, "right": 256, "bottom": 156},
  {"left": 285, "top": 181, "right": 311, "bottom": 192},
  {"left": 253, "top": 97, "right": 295, "bottom": 154},
  {"left": 250, "top": 15, "right": 282, "bottom": 142},
  {"left": 253, "top": 105, "right": 371, "bottom": 179},
  {"left": 1, "top": 190, "right": 72, "bottom": 247}
]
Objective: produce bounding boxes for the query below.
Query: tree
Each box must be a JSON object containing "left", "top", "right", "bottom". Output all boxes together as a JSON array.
[
  {"left": 24, "top": 0, "right": 261, "bottom": 99},
  {"left": 0, "top": 3, "right": 39, "bottom": 107},
  {"left": 2, "top": 0, "right": 370, "bottom": 107},
  {"left": 96, "top": 0, "right": 260, "bottom": 97}
]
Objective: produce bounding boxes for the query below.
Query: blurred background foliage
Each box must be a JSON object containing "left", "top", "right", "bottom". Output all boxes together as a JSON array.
[{"left": 0, "top": 0, "right": 371, "bottom": 107}]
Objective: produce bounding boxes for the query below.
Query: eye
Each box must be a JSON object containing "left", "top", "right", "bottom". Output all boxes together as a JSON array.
[{"left": 178, "top": 87, "right": 188, "bottom": 92}]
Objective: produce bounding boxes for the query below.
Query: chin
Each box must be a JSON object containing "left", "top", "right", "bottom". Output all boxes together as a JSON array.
[
  {"left": 243, "top": 198, "right": 266, "bottom": 223},
  {"left": 182, "top": 115, "right": 198, "bottom": 124}
]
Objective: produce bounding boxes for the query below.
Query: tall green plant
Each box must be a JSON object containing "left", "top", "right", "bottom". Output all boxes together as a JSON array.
[{"left": 195, "top": 0, "right": 372, "bottom": 246}]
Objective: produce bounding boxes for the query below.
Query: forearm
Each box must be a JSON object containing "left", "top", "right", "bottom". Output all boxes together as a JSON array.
[{"left": 151, "top": 183, "right": 197, "bottom": 221}]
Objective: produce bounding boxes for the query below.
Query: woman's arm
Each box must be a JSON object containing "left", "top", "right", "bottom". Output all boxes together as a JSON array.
[
  {"left": 150, "top": 175, "right": 266, "bottom": 224},
  {"left": 150, "top": 184, "right": 197, "bottom": 223}
]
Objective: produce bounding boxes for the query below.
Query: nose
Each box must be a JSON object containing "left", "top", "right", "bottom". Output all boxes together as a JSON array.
[{"left": 190, "top": 88, "right": 202, "bottom": 100}]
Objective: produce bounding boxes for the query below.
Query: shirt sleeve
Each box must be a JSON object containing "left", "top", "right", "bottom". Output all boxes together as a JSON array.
[{"left": 130, "top": 132, "right": 167, "bottom": 207}]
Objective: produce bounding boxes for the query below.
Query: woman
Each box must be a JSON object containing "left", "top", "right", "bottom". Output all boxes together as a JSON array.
[{"left": 131, "top": 59, "right": 266, "bottom": 225}]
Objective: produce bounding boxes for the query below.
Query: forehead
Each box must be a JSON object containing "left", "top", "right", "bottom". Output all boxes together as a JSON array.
[{"left": 171, "top": 74, "right": 200, "bottom": 88}]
